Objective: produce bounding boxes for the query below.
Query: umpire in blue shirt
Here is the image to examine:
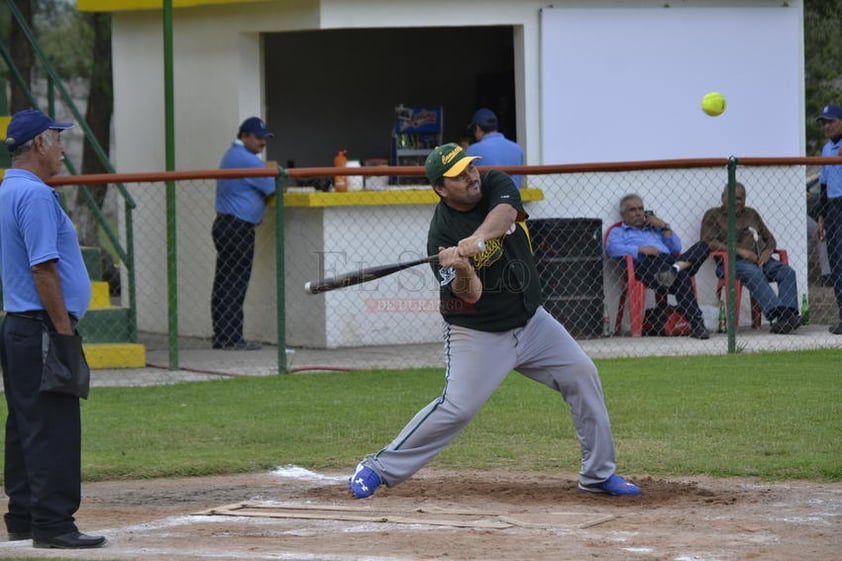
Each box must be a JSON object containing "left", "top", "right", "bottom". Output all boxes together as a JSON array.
[
  {"left": 211, "top": 117, "right": 276, "bottom": 350},
  {"left": 0, "top": 109, "right": 105, "bottom": 548},
  {"left": 815, "top": 104, "right": 842, "bottom": 335}
]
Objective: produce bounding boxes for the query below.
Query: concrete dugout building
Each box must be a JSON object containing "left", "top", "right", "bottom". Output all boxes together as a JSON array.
[{"left": 78, "top": 0, "right": 807, "bottom": 348}]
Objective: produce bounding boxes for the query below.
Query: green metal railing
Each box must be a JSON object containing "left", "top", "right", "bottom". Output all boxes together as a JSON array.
[{"left": 2, "top": 0, "right": 138, "bottom": 342}]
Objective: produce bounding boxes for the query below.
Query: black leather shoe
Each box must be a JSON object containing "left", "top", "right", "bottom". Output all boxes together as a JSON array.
[
  {"left": 7, "top": 530, "right": 31, "bottom": 541},
  {"left": 213, "top": 340, "right": 262, "bottom": 351},
  {"left": 690, "top": 325, "right": 710, "bottom": 340},
  {"left": 219, "top": 340, "right": 262, "bottom": 351},
  {"left": 33, "top": 531, "right": 107, "bottom": 549},
  {"left": 655, "top": 268, "right": 677, "bottom": 288}
]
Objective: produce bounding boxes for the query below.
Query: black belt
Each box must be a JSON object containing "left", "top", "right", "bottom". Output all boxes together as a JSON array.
[
  {"left": 6, "top": 310, "right": 78, "bottom": 324},
  {"left": 216, "top": 213, "right": 256, "bottom": 227},
  {"left": 6, "top": 310, "right": 48, "bottom": 321}
]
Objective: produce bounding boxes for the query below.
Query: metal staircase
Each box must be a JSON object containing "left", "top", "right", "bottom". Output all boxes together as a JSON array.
[{"left": 1, "top": 1, "right": 143, "bottom": 368}]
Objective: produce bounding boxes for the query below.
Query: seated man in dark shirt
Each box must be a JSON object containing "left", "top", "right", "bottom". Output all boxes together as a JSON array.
[{"left": 700, "top": 182, "right": 800, "bottom": 334}]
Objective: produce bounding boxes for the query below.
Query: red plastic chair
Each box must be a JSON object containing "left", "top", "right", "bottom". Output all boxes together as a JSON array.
[
  {"left": 604, "top": 221, "right": 668, "bottom": 337},
  {"left": 711, "top": 249, "right": 789, "bottom": 329}
]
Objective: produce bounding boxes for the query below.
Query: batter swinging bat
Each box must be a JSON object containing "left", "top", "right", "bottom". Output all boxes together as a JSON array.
[{"left": 304, "top": 240, "right": 486, "bottom": 295}]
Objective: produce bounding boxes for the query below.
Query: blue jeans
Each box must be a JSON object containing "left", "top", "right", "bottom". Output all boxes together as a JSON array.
[{"left": 718, "top": 258, "right": 798, "bottom": 318}]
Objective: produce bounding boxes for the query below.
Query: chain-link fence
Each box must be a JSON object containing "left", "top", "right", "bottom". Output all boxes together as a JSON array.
[{"left": 41, "top": 157, "right": 840, "bottom": 374}]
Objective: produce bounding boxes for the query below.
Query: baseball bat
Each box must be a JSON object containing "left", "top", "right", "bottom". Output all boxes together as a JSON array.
[{"left": 304, "top": 240, "right": 485, "bottom": 295}]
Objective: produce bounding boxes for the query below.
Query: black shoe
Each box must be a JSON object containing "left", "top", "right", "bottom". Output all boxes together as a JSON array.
[
  {"left": 655, "top": 268, "right": 677, "bottom": 288},
  {"left": 690, "top": 325, "right": 710, "bottom": 340},
  {"left": 7, "top": 530, "right": 31, "bottom": 541},
  {"left": 829, "top": 322, "right": 842, "bottom": 335},
  {"left": 213, "top": 340, "right": 262, "bottom": 351},
  {"left": 33, "top": 531, "right": 106, "bottom": 549},
  {"left": 771, "top": 309, "right": 801, "bottom": 334}
]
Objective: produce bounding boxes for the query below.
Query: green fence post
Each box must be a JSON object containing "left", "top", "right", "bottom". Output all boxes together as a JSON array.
[
  {"left": 275, "top": 170, "right": 287, "bottom": 373},
  {"left": 164, "top": 0, "right": 178, "bottom": 369},
  {"left": 726, "top": 157, "right": 738, "bottom": 354}
]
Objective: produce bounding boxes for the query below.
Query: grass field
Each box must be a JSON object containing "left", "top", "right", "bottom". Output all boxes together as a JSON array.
[{"left": 2, "top": 349, "right": 836, "bottom": 484}]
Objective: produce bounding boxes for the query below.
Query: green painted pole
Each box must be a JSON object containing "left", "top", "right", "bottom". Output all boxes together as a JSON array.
[
  {"left": 726, "top": 157, "right": 738, "bottom": 354},
  {"left": 275, "top": 172, "right": 287, "bottom": 373},
  {"left": 164, "top": 0, "right": 179, "bottom": 369}
]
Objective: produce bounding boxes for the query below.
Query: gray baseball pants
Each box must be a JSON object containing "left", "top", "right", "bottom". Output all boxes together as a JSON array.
[{"left": 363, "top": 306, "right": 617, "bottom": 487}]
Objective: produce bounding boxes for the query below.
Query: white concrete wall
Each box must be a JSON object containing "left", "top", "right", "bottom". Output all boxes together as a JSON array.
[{"left": 106, "top": 0, "right": 804, "bottom": 346}]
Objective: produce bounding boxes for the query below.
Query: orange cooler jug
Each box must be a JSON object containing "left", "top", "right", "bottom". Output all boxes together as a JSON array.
[{"left": 334, "top": 150, "right": 348, "bottom": 192}]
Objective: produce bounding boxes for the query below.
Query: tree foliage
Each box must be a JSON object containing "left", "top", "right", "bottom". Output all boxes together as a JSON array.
[
  {"left": 35, "top": 0, "right": 95, "bottom": 79},
  {"left": 804, "top": 0, "right": 842, "bottom": 154}
]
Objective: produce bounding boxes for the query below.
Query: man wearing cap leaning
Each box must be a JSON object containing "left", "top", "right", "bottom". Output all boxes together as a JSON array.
[
  {"left": 815, "top": 103, "right": 842, "bottom": 334},
  {"left": 0, "top": 109, "right": 106, "bottom": 548},
  {"left": 211, "top": 117, "right": 276, "bottom": 350},
  {"left": 347, "top": 143, "right": 640, "bottom": 499},
  {"left": 465, "top": 108, "right": 524, "bottom": 187}
]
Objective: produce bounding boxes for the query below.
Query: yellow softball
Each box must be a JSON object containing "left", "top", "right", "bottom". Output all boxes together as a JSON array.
[{"left": 701, "top": 92, "right": 727, "bottom": 117}]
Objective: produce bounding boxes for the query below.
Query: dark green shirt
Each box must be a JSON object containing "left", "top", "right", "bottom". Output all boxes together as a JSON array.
[{"left": 427, "top": 170, "right": 543, "bottom": 331}]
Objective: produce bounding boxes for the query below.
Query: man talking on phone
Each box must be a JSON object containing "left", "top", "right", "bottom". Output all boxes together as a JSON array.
[{"left": 606, "top": 193, "right": 710, "bottom": 339}]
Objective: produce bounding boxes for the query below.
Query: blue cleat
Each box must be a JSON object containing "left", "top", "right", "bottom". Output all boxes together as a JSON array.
[
  {"left": 578, "top": 474, "right": 641, "bottom": 496},
  {"left": 348, "top": 463, "right": 382, "bottom": 499}
]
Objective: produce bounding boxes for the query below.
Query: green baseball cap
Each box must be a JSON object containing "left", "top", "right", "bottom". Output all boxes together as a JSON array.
[{"left": 424, "top": 143, "right": 481, "bottom": 184}]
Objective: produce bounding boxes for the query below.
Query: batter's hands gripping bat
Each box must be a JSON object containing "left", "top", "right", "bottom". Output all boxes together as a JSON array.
[{"left": 304, "top": 240, "right": 485, "bottom": 295}]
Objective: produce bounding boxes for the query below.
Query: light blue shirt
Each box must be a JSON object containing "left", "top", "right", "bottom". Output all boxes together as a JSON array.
[
  {"left": 466, "top": 132, "right": 524, "bottom": 188},
  {"left": 215, "top": 140, "right": 276, "bottom": 224},
  {"left": 0, "top": 169, "right": 92, "bottom": 318},
  {"left": 606, "top": 222, "right": 683, "bottom": 261},
  {"left": 819, "top": 137, "right": 842, "bottom": 199}
]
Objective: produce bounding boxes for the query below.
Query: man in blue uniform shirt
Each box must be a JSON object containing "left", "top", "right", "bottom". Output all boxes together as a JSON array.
[
  {"left": 211, "top": 116, "right": 276, "bottom": 350},
  {"left": 465, "top": 108, "right": 524, "bottom": 188},
  {"left": 0, "top": 109, "right": 105, "bottom": 548},
  {"left": 815, "top": 104, "right": 842, "bottom": 335}
]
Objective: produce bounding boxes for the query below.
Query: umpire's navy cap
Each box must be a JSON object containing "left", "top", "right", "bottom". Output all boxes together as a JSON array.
[{"left": 4, "top": 109, "right": 74, "bottom": 153}]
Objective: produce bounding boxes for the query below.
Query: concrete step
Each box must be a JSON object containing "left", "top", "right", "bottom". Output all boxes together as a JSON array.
[
  {"left": 90, "top": 280, "right": 111, "bottom": 309},
  {"left": 84, "top": 342, "right": 146, "bottom": 369},
  {"left": 77, "top": 307, "right": 134, "bottom": 342}
]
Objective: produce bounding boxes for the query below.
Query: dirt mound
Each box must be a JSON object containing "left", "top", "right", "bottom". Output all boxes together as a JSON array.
[{"left": 1, "top": 469, "right": 838, "bottom": 561}]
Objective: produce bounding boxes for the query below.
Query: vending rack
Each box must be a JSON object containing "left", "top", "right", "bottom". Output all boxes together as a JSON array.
[{"left": 391, "top": 104, "right": 443, "bottom": 184}]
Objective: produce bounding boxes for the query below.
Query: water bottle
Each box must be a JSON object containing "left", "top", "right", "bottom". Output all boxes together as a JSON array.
[
  {"left": 801, "top": 293, "right": 810, "bottom": 325},
  {"left": 717, "top": 300, "right": 727, "bottom": 333},
  {"left": 333, "top": 150, "right": 348, "bottom": 192}
]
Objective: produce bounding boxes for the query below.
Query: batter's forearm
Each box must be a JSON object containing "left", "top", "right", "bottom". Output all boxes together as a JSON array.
[
  {"left": 473, "top": 203, "right": 518, "bottom": 242},
  {"left": 450, "top": 263, "right": 482, "bottom": 304}
]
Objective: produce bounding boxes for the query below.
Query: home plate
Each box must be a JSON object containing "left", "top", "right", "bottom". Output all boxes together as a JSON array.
[{"left": 196, "top": 502, "right": 615, "bottom": 530}]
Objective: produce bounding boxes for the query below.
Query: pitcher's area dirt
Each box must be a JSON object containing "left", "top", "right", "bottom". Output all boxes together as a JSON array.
[{"left": 1, "top": 468, "right": 839, "bottom": 561}]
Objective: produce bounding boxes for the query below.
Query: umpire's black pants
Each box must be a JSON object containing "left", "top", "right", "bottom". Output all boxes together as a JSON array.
[
  {"left": 1, "top": 315, "right": 81, "bottom": 539},
  {"left": 211, "top": 213, "right": 256, "bottom": 346}
]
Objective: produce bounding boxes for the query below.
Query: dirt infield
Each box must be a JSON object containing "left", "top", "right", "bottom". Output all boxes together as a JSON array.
[{"left": 1, "top": 467, "right": 839, "bottom": 561}]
